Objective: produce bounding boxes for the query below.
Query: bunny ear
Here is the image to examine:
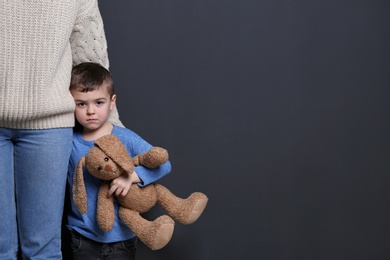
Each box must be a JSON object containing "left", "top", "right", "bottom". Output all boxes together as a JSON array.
[
  {"left": 94, "top": 134, "right": 134, "bottom": 174},
  {"left": 73, "top": 157, "right": 87, "bottom": 214}
]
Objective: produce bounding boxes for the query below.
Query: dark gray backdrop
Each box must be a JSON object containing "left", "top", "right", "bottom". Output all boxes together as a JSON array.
[{"left": 97, "top": 1, "right": 390, "bottom": 259}]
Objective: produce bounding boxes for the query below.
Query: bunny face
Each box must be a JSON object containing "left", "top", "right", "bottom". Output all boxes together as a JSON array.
[{"left": 84, "top": 147, "right": 131, "bottom": 180}]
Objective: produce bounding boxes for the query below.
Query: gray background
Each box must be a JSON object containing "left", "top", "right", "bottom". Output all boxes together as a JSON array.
[{"left": 98, "top": 1, "right": 390, "bottom": 259}]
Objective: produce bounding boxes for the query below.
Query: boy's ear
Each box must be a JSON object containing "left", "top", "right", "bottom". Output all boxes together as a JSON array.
[{"left": 110, "top": 94, "right": 117, "bottom": 110}]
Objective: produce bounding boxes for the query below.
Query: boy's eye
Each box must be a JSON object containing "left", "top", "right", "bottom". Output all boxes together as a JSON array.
[{"left": 77, "top": 103, "right": 85, "bottom": 107}]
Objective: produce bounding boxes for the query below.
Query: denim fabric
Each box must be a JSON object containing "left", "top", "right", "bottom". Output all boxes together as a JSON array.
[
  {"left": 70, "top": 230, "right": 137, "bottom": 260},
  {"left": 0, "top": 127, "right": 73, "bottom": 259}
]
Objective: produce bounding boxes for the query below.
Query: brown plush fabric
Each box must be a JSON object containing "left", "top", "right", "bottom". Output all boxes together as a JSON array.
[
  {"left": 72, "top": 157, "right": 87, "bottom": 214},
  {"left": 155, "top": 184, "right": 209, "bottom": 224},
  {"left": 94, "top": 134, "right": 134, "bottom": 174},
  {"left": 134, "top": 147, "right": 169, "bottom": 168},
  {"left": 96, "top": 182, "right": 115, "bottom": 231},
  {"left": 119, "top": 208, "right": 175, "bottom": 250}
]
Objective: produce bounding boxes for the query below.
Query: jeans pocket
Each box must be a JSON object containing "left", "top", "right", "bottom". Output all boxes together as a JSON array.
[
  {"left": 70, "top": 231, "right": 83, "bottom": 252},
  {"left": 121, "top": 237, "right": 137, "bottom": 254}
]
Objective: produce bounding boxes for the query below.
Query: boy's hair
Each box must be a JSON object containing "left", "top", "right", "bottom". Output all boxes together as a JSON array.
[{"left": 70, "top": 62, "right": 115, "bottom": 97}]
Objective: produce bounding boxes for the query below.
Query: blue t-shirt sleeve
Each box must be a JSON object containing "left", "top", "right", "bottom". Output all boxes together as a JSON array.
[
  {"left": 113, "top": 126, "right": 171, "bottom": 186},
  {"left": 135, "top": 161, "right": 171, "bottom": 186}
]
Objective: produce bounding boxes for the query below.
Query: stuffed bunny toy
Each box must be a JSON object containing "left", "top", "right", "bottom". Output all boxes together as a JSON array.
[{"left": 73, "top": 134, "right": 208, "bottom": 250}]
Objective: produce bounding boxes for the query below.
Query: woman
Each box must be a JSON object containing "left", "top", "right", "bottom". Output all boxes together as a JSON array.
[{"left": 0, "top": 0, "right": 121, "bottom": 258}]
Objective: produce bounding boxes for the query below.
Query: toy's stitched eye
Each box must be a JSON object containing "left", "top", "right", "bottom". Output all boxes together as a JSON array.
[{"left": 104, "top": 157, "right": 109, "bottom": 161}]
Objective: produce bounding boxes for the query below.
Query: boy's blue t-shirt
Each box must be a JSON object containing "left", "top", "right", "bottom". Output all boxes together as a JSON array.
[{"left": 67, "top": 125, "right": 171, "bottom": 243}]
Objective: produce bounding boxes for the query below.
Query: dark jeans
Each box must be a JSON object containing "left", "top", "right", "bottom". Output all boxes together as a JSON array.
[{"left": 70, "top": 230, "right": 137, "bottom": 260}]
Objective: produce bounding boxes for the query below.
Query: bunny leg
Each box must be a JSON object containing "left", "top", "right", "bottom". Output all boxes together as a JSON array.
[
  {"left": 119, "top": 207, "right": 174, "bottom": 250},
  {"left": 155, "top": 184, "right": 208, "bottom": 224}
]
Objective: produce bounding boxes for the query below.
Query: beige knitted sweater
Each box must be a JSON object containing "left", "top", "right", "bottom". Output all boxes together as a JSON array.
[{"left": 0, "top": 0, "right": 121, "bottom": 129}]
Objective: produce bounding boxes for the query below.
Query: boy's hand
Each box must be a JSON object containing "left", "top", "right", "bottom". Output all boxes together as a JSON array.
[{"left": 108, "top": 171, "right": 141, "bottom": 197}]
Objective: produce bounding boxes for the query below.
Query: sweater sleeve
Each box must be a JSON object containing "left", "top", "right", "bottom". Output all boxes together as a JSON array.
[
  {"left": 70, "top": 0, "right": 109, "bottom": 68},
  {"left": 70, "top": 0, "right": 124, "bottom": 127}
]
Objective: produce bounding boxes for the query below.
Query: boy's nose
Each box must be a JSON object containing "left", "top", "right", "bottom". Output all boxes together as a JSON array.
[{"left": 87, "top": 106, "right": 95, "bottom": 114}]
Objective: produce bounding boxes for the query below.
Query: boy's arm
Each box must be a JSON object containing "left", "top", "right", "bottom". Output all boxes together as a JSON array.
[
  {"left": 107, "top": 159, "right": 171, "bottom": 197},
  {"left": 118, "top": 129, "right": 172, "bottom": 187},
  {"left": 135, "top": 161, "right": 171, "bottom": 187}
]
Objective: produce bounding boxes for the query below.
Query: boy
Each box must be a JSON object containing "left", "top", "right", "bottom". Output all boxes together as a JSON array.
[{"left": 67, "top": 62, "right": 171, "bottom": 259}]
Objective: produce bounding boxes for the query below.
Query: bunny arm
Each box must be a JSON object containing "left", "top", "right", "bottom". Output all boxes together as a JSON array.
[
  {"left": 132, "top": 147, "right": 169, "bottom": 168},
  {"left": 73, "top": 157, "right": 87, "bottom": 214},
  {"left": 97, "top": 181, "right": 115, "bottom": 232}
]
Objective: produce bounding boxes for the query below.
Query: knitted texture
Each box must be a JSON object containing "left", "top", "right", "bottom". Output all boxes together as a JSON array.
[{"left": 0, "top": 0, "right": 112, "bottom": 129}]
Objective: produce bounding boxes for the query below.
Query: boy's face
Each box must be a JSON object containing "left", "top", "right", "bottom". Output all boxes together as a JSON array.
[{"left": 71, "top": 85, "right": 116, "bottom": 133}]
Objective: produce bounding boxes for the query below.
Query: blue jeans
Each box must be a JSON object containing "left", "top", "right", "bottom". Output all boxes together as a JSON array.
[
  {"left": 70, "top": 231, "right": 137, "bottom": 260},
  {"left": 0, "top": 127, "right": 73, "bottom": 259}
]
